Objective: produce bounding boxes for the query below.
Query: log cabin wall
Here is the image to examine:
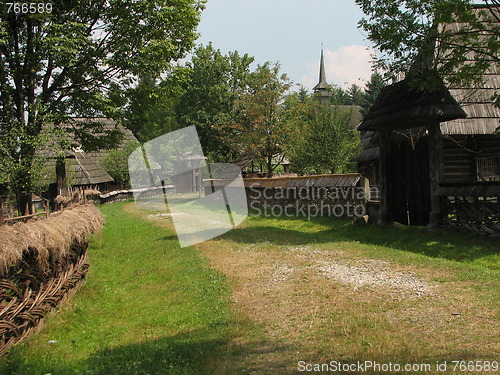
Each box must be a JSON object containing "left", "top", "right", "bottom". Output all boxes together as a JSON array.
[
  {"left": 443, "top": 136, "right": 476, "bottom": 183},
  {"left": 443, "top": 135, "right": 500, "bottom": 183}
]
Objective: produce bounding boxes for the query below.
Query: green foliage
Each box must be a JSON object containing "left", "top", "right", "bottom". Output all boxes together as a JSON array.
[
  {"left": 344, "top": 83, "right": 364, "bottom": 106},
  {"left": 289, "top": 103, "right": 360, "bottom": 174},
  {"left": 0, "top": 0, "right": 205, "bottom": 211},
  {"left": 360, "top": 72, "right": 386, "bottom": 116},
  {"left": 121, "top": 71, "right": 189, "bottom": 143},
  {"left": 215, "top": 62, "right": 292, "bottom": 176},
  {"left": 356, "top": 0, "right": 500, "bottom": 87},
  {"left": 101, "top": 141, "right": 141, "bottom": 188},
  {"left": 177, "top": 44, "right": 254, "bottom": 162},
  {"left": 328, "top": 85, "right": 350, "bottom": 105}
]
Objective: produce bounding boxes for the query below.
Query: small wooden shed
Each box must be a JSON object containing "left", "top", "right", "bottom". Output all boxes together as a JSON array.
[
  {"left": 358, "top": 4, "right": 500, "bottom": 233},
  {"left": 358, "top": 72, "right": 467, "bottom": 227}
]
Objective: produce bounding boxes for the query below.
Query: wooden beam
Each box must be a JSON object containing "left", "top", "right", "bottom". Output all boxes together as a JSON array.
[
  {"left": 0, "top": 197, "right": 4, "bottom": 225},
  {"left": 427, "top": 122, "right": 445, "bottom": 229},
  {"left": 4, "top": 211, "right": 48, "bottom": 222},
  {"left": 378, "top": 130, "right": 393, "bottom": 226}
]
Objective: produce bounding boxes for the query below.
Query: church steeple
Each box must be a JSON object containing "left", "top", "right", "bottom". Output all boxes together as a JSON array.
[{"left": 313, "top": 47, "right": 331, "bottom": 106}]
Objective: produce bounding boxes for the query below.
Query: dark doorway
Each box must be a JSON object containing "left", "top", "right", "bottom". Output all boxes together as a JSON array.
[{"left": 387, "top": 136, "right": 431, "bottom": 226}]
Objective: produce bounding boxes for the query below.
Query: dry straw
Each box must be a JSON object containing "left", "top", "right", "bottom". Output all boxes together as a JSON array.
[{"left": 0, "top": 204, "right": 104, "bottom": 277}]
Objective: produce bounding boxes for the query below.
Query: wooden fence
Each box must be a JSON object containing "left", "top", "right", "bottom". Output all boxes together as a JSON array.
[
  {"left": 204, "top": 174, "right": 374, "bottom": 219},
  {"left": 0, "top": 187, "right": 100, "bottom": 226},
  {"left": 0, "top": 198, "right": 49, "bottom": 226},
  {"left": 439, "top": 181, "right": 500, "bottom": 236}
]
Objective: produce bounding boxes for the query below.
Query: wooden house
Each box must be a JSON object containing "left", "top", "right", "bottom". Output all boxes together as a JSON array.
[
  {"left": 43, "top": 117, "right": 139, "bottom": 198},
  {"left": 357, "top": 6, "right": 500, "bottom": 234}
]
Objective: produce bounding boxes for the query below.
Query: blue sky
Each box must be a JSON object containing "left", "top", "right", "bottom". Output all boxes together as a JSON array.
[{"left": 194, "top": 0, "right": 376, "bottom": 91}]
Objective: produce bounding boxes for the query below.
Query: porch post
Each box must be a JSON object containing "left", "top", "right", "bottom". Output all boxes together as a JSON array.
[
  {"left": 56, "top": 158, "right": 67, "bottom": 196},
  {"left": 378, "top": 130, "right": 393, "bottom": 225},
  {"left": 427, "top": 122, "right": 445, "bottom": 229}
]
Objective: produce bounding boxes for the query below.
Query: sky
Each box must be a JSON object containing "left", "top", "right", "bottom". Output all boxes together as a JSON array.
[{"left": 194, "top": 0, "right": 376, "bottom": 91}]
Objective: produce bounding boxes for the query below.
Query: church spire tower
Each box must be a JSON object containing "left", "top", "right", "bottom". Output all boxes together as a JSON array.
[{"left": 313, "top": 47, "right": 331, "bottom": 106}]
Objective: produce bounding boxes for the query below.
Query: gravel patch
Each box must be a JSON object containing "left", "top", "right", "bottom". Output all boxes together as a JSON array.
[
  {"left": 315, "top": 259, "right": 434, "bottom": 297},
  {"left": 271, "top": 264, "right": 295, "bottom": 282}
]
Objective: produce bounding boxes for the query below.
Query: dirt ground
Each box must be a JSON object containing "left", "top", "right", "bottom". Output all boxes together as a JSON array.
[
  {"left": 141, "top": 207, "right": 498, "bottom": 374},
  {"left": 196, "top": 240, "right": 499, "bottom": 374}
]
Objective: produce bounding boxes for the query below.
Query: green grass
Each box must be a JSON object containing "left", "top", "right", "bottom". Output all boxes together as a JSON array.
[
  {"left": 1, "top": 203, "right": 498, "bottom": 374},
  {"left": 0, "top": 202, "right": 235, "bottom": 375},
  {"left": 236, "top": 212, "right": 500, "bottom": 272}
]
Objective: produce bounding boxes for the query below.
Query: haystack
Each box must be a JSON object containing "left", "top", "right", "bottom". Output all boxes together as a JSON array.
[{"left": 0, "top": 204, "right": 104, "bottom": 277}]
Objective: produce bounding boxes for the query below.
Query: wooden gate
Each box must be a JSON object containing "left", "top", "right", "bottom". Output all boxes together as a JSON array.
[{"left": 388, "top": 136, "right": 431, "bottom": 226}]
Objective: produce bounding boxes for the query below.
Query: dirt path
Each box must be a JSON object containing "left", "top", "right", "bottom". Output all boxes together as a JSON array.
[
  {"left": 196, "top": 240, "right": 498, "bottom": 374},
  {"left": 142, "top": 208, "right": 498, "bottom": 374}
]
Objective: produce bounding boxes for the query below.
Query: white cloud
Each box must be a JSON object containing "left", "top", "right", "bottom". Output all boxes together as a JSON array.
[{"left": 301, "top": 45, "right": 376, "bottom": 90}]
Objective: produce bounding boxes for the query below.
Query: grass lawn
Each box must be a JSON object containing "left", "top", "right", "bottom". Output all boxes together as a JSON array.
[
  {"left": 0, "top": 202, "right": 237, "bottom": 375},
  {"left": 1, "top": 202, "right": 498, "bottom": 374}
]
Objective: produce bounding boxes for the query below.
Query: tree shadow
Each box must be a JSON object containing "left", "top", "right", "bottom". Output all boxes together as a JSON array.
[
  {"left": 3, "top": 329, "right": 297, "bottom": 375},
  {"left": 219, "top": 215, "right": 499, "bottom": 266}
]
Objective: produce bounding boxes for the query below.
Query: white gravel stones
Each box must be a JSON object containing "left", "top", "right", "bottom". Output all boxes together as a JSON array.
[{"left": 315, "top": 259, "right": 434, "bottom": 297}]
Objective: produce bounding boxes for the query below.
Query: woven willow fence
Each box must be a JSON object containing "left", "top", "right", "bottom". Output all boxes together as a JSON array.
[{"left": 0, "top": 205, "right": 104, "bottom": 355}]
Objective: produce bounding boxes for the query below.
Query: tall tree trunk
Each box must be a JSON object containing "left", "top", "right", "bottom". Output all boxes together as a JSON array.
[
  {"left": 267, "top": 155, "right": 273, "bottom": 178},
  {"left": 14, "top": 144, "right": 36, "bottom": 216}
]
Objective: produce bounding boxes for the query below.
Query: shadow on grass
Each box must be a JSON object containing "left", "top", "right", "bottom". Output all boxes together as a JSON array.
[
  {"left": 3, "top": 329, "right": 297, "bottom": 375},
  {"left": 218, "top": 214, "right": 499, "bottom": 268}
]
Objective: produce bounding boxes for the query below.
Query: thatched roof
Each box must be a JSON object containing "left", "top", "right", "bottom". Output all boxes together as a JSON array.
[
  {"left": 358, "top": 73, "right": 467, "bottom": 132},
  {"left": 69, "top": 152, "right": 113, "bottom": 186}
]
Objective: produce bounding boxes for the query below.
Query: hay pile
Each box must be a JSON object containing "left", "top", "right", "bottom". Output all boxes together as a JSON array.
[
  {"left": 0, "top": 204, "right": 104, "bottom": 355},
  {"left": 0, "top": 204, "right": 104, "bottom": 278}
]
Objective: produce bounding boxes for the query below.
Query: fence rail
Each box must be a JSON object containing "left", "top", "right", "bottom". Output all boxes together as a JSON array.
[{"left": 0, "top": 198, "right": 50, "bottom": 226}]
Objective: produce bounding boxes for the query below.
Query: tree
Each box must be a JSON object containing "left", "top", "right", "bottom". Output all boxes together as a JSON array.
[
  {"left": 345, "top": 83, "right": 364, "bottom": 106},
  {"left": 290, "top": 103, "right": 360, "bottom": 174},
  {"left": 216, "top": 62, "right": 292, "bottom": 177},
  {"left": 121, "top": 69, "right": 189, "bottom": 143},
  {"left": 329, "top": 85, "right": 350, "bottom": 105},
  {"left": 177, "top": 44, "right": 254, "bottom": 162},
  {"left": 356, "top": 0, "right": 500, "bottom": 87},
  {"left": 360, "top": 72, "right": 386, "bottom": 116},
  {"left": 0, "top": 0, "right": 204, "bottom": 214},
  {"left": 101, "top": 140, "right": 140, "bottom": 189}
]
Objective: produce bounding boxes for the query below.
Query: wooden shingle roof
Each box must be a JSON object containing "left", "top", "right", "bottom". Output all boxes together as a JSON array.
[
  {"left": 68, "top": 117, "right": 138, "bottom": 163},
  {"left": 69, "top": 151, "right": 113, "bottom": 186},
  {"left": 358, "top": 73, "right": 467, "bottom": 132},
  {"left": 441, "top": 61, "right": 500, "bottom": 135},
  {"left": 358, "top": 5, "right": 499, "bottom": 135},
  {"left": 42, "top": 117, "right": 139, "bottom": 160}
]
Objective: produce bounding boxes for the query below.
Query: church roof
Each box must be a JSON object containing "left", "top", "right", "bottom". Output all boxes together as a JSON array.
[{"left": 313, "top": 49, "right": 329, "bottom": 91}]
